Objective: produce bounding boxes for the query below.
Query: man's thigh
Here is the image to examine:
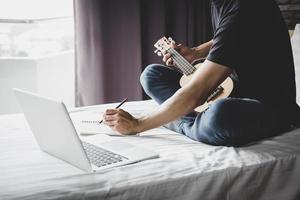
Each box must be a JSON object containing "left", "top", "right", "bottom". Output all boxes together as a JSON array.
[{"left": 180, "top": 98, "right": 291, "bottom": 146}]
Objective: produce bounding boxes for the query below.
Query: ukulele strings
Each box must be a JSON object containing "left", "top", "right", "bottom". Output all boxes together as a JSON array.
[
  {"left": 173, "top": 50, "right": 196, "bottom": 74},
  {"left": 167, "top": 48, "right": 187, "bottom": 72},
  {"left": 170, "top": 48, "right": 193, "bottom": 71},
  {"left": 169, "top": 49, "right": 191, "bottom": 74},
  {"left": 169, "top": 48, "right": 196, "bottom": 75}
]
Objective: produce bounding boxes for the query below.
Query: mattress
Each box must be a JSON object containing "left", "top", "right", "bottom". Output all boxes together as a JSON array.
[{"left": 1, "top": 100, "right": 300, "bottom": 200}]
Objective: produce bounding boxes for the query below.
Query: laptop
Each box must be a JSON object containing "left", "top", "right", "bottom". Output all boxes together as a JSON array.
[{"left": 13, "top": 89, "right": 158, "bottom": 172}]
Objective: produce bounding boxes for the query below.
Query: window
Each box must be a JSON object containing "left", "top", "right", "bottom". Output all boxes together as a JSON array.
[
  {"left": 0, "top": 0, "right": 75, "bottom": 114},
  {"left": 0, "top": 0, "right": 74, "bottom": 58}
]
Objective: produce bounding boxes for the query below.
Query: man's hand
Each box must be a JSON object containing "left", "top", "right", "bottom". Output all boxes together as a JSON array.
[
  {"left": 162, "top": 40, "right": 213, "bottom": 67},
  {"left": 162, "top": 43, "right": 204, "bottom": 66},
  {"left": 103, "top": 109, "right": 140, "bottom": 135}
]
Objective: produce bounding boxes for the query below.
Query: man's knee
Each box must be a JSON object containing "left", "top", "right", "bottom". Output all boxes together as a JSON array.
[
  {"left": 198, "top": 99, "right": 237, "bottom": 146},
  {"left": 202, "top": 99, "right": 234, "bottom": 130},
  {"left": 140, "top": 64, "right": 165, "bottom": 95}
]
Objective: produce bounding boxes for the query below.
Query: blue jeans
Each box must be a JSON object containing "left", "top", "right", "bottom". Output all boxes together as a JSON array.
[{"left": 140, "top": 64, "right": 291, "bottom": 147}]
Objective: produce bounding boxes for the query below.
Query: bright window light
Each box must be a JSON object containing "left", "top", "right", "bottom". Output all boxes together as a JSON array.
[
  {"left": 0, "top": 0, "right": 73, "bottom": 20},
  {"left": 0, "top": 0, "right": 74, "bottom": 58}
]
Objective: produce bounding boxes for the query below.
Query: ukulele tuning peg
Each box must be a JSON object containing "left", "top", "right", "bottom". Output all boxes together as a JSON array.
[
  {"left": 154, "top": 49, "right": 162, "bottom": 56},
  {"left": 168, "top": 37, "right": 175, "bottom": 43}
]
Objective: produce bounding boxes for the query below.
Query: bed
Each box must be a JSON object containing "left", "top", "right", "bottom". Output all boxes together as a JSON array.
[
  {"left": 1, "top": 99, "right": 300, "bottom": 200},
  {"left": 1, "top": 25, "right": 300, "bottom": 200}
]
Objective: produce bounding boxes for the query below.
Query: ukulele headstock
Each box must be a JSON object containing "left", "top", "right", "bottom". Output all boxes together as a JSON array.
[{"left": 154, "top": 37, "right": 175, "bottom": 56}]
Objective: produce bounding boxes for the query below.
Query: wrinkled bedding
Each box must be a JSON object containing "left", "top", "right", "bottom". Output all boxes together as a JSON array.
[{"left": 1, "top": 100, "right": 300, "bottom": 200}]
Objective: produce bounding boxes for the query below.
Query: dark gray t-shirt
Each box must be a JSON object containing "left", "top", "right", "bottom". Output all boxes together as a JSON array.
[{"left": 207, "top": 0, "right": 300, "bottom": 123}]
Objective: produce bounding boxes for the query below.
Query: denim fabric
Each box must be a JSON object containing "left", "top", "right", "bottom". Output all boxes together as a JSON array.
[{"left": 140, "top": 64, "right": 291, "bottom": 147}]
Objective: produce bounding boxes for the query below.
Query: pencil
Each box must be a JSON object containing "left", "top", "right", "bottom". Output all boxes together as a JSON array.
[{"left": 99, "top": 98, "right": 128, "bottom": 124}]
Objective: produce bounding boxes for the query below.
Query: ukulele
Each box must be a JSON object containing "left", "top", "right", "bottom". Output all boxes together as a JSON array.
[{"left": 154, "top": 37, "right": 234, "bottom": 113}]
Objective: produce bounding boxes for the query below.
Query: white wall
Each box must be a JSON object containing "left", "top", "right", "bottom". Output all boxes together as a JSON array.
[{"left": 0, "top": 51, "right": 75, "bottom": 114}]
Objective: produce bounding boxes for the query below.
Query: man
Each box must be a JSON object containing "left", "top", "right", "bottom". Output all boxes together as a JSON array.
[{"left": 103, "top": 0, "right": 300, "bottom": 147}]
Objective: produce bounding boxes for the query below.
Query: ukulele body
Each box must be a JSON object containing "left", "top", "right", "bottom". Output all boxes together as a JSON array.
[{"left": 179, "top": 63, "right": 234, "bottom": 113}]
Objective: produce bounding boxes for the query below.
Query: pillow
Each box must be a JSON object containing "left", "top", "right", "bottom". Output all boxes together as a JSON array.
[{"left": 291, "top": 24, "right": 300, "bottom": 104}]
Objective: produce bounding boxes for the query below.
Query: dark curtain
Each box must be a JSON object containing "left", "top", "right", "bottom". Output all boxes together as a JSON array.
[{"left": 74, "top": 0, "right": 212, "bottom": 106}]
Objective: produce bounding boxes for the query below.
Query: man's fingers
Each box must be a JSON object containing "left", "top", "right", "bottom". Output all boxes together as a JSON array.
[
  {"left": 163, "top": 53, "right": 174, "bottom": 66},
  {"left": 117, "top": 109, "right": 130, "bottom": 116},
  {"left": 105, "top": 117, "right": 124, "bottom": 127},
  {"left": 103, "top": 109, "right": 125, "bottom": 122},
  {"left": 162, "top": 51, "right": 176, "bottom": 66},
  {"left": 104, "top": 114, "right": 117, "bottom": 121},
  {"left": 104, "top": 120, "right": 116, "bottom": 126},
  {"left": 105, "top": 109, "right": 118, "bottom": 115},
  {"left": 103, "top": 117, "right": 119, "bottom": 126},
  {"left": 166, "top": 58, "right": 174, "bottom": 66},
  {"left": 173, "top": 43, "right": 182, "bottom": 50},
  {"left": 163, "top": 53, "right": 171, "bottom": 63}
]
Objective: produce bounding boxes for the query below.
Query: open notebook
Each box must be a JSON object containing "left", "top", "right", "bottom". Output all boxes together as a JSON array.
[{"left": 70, "top": 108, "right": 148, "bottom": 136}]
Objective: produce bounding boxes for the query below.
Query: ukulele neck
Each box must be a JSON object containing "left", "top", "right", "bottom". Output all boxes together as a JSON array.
[{"left": 167, "top": 48, "right": 197, "bottom": 76}]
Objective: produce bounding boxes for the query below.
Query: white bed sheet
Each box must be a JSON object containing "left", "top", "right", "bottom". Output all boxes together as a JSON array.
[{"left": 1, "top": 100, "right": 300, "bottom": 200}]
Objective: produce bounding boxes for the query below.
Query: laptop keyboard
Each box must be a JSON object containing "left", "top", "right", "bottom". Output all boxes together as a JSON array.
[{"left": 81, "top": 141, "right": 128, "bottom": 167}]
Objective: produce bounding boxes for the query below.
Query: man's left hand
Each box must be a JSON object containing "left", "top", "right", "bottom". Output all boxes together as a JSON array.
[{"left": 103, "top": 109, "right": 140, "bottom": 135}]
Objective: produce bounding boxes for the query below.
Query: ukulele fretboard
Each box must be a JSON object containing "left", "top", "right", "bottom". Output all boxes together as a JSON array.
[{"left": 168, "top": 48, "right": 197, "bottom": 76}]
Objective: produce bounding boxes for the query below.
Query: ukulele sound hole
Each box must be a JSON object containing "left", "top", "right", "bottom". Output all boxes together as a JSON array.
[{"left": 206, "top": 86, "right": 224, "bottom": 102}]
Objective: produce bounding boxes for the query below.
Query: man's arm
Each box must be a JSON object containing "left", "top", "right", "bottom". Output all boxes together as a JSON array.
[
  {"left": 192, "top": 40, "right": 213, "bottom": 59},
  {"left": 136, "top": 59, "right": 231, "bottom": 133},
  {"left": 103, "top": 59, "right": 232, "bottom": 134}
]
